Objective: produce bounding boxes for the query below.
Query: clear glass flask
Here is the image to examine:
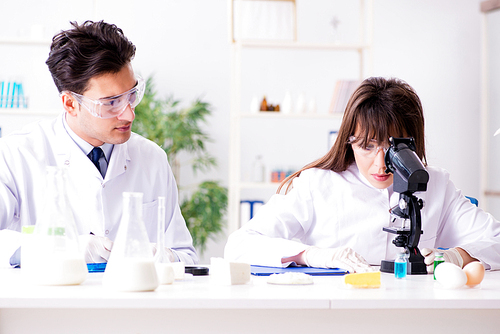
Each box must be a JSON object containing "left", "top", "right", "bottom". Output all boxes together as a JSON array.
[
  {"left": 102, "top": 192, "right": 159, "bottom": 291},
  {"left": 154, "top": 196, "right": 175, "bottom": 284},
  {"left": 24, "top": 166, "right": 87, "bottom": 285}
]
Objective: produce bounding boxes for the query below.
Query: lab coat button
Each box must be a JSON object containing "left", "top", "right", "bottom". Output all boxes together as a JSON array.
[
  {"left": 105, "top": 230, "right": 109, "bottom": 235},
  {"left": 64, "top": 160, "right": 70, "bottom": 165}
]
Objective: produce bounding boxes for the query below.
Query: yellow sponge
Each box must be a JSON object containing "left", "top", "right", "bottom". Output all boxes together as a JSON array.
[{"left": 344, "top": 271, "right": 381, "bottom": 289}]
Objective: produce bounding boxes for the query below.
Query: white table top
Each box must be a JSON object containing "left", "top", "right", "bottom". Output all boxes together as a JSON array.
[{"left": 1, "top": 267, "right": 499, "bottom": 310}]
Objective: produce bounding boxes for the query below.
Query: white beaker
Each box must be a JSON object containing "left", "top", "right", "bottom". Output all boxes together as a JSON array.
[
  {"left": 24, "top": 166, "right": 87, "bottom": 285},
  {"left": 102, "top": 192, "right": 159, "bottom": 291}
]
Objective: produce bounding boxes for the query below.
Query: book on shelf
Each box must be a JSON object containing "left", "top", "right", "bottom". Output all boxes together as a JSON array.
[{"left": 328, "top": 80, "right": 361, "bottom": 114}]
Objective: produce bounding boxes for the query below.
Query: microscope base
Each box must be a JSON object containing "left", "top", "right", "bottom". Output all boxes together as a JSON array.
[{"left": 380, "top": 260, "right": 427, "bottom": 275}]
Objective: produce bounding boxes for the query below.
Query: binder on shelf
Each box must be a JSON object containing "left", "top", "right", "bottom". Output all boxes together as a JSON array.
[
  {"left": 0, "top": 81, "right": 28, "bottom": 109},
  {"left": 328, "top": 80, "right": 361, "bottom": 114}
]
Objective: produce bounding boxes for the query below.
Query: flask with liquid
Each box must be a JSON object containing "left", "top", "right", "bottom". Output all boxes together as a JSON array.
[
  {"left": 154, "top": 197, "right": 176, "bottom": 284},
  {"left": 433, "top": 252, "right": 445, "bottom": 280},
  {"left": 394, "top": 250, "right": 407, "bottom": 279},
  {"left": 24, "top": 166, "right": 87, "bottom": 285},
  {"left": 102, "top": 192, "right": 159, "bottom": 291}
]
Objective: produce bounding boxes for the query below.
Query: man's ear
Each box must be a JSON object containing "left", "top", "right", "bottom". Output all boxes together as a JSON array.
[{"left": 61, "top": 92, "right": 79, "bottom": 116}]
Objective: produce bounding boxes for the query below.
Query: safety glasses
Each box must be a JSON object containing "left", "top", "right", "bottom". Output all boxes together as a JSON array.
[
  {"left": 348, "top": 136, "right": 390, "bottom": 158},
  {"left": 67, "top": 76, "right": 145, "bottom": 119}
]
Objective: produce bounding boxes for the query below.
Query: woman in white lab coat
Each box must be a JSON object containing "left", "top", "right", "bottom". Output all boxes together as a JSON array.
[{"left": 224, "top": 77, "right": 500, "bottom": 273}]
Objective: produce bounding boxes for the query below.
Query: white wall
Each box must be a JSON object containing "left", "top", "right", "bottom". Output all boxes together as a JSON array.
[
  {"left": 0, "top": 0, "right": 486, "bottom": 262},
  {"left": 373, "top": 0, "right": 482, "bottom": 200}
]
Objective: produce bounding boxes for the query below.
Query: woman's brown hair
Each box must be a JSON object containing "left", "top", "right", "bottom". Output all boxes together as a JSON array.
[{"left": 278, "top": 77, "right": 426, "bottom": 194}]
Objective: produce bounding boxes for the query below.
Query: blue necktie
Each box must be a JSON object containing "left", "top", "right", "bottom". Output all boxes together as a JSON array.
[{"left": 88, "top": 147, "right": 104, "bottom": 177}]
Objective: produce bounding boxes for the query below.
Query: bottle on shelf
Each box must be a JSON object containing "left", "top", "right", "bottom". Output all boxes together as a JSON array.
[
  {"left": 250, "top": 96, "right": 260, "bottom": 113},
  {"left": 260, "top": 96, "right": 268, "bottom": 111},
  {"left": 251, "top": 155, "right": 266, "bottom": 183},
  {"left": 281, "top": 91, "right": 292, "bottom": 114},
  {"left": 296, "top": 92, "right": 306, "bottom": 114}
]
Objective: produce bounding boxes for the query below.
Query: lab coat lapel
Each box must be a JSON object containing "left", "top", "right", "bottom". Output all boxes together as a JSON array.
[
  {"left": 51, "top": 114, "right": 102, "bottom": 178},
  {"left": 50, "top": 114, "right": 104, "bottom": 234},
  {"left": 345, "top": 164, "right": 395, "bottom": 263},
  {"left": 52, "top": 113, "right": 130, "bottom": 181},
  {"left": 105, "top": 141, "right": 130, "bottom": 182}
]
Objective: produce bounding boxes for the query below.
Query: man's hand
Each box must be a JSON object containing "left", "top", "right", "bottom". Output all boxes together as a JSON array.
[
  {"left": 151, "top": 243, "right": 177, "bottom": 262},
  {"left": 78, "top": 234, "right": 113, "bottom": 263},
  {"left": 303, "top": 246, "right": 373, "bottom": 273}
]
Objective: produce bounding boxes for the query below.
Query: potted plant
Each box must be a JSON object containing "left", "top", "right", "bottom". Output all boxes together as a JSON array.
[{"left": 132, "top": 76, "right": 227, "bottom": 254}]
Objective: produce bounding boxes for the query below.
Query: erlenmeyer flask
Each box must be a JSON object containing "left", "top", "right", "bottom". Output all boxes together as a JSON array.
[
  {"left": 24, "top": 166, "right": 87, "bottom": 285},
  {"left": 154, "top": 197, "right": 175, "bottom": 284},
  {"left": 102, "top": 192, "right": 159, "bottom": 291}
]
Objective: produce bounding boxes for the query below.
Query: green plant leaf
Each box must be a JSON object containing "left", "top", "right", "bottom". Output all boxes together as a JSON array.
[
  {"left": 181, "top": 181, "right": 228, "bottom": 253},
  {"left": 132, "top": 75, "right": 227, "bottom": 254}
]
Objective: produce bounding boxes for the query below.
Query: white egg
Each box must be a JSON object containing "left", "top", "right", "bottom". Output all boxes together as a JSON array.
[{"left": 434, "top": 263, "right": 467, "bottom": 289}]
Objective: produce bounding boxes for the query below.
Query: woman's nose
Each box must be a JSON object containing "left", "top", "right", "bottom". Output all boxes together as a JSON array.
[{"left": 374, "top": 148, "right": 386, "bottom": 169}]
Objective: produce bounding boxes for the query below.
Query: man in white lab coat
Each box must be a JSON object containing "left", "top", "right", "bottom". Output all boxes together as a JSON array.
[{"left": 0, "top": 20, "right": 198, "bottom": 267}]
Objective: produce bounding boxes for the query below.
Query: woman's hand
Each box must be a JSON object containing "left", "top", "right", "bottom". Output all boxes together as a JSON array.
[
  {"left": 421, "top": 247, "right": 471, "bottom": 273},
  {"left": 302, "top": 246, "right": 373, "bottom": 273}
]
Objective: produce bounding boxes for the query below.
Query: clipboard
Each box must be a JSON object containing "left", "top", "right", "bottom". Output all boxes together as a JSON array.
[{"left": 250, "top": 265, "right": 348, "bottom": 276}]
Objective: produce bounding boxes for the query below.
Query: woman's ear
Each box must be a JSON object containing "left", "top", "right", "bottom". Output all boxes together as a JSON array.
[{"left": 61, "top": 92, "right": 78, "bottom": 116}]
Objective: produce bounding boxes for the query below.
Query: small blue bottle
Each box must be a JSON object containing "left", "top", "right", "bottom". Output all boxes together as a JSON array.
[{"left": 394, "top": 251, "right": 407, "bottom": 279}]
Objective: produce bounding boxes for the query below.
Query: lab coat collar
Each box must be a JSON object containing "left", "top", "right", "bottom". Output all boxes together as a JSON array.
[
  {"left": 61, "top": 112, "right": 114, "bottom": 167},
  {"left": 52, "top": 113, "right": 130, "bottom": 182},
  {"left": 347, "top": 163, "right": 394, "bottom": 196}
]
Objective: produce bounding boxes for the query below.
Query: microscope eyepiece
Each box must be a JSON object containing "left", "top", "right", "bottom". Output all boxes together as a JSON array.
[{"left": 385, "top": 137, "right": 429, "bottom": 194}]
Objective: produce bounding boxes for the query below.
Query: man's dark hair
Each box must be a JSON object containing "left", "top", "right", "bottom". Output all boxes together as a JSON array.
[{"left": 46, "top": 20, "right": 136, "bottom": 94}]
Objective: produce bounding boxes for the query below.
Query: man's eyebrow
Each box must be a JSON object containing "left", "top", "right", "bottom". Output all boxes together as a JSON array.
[{"left": 100, "top": 80, "right": 138, "bottom": 100}]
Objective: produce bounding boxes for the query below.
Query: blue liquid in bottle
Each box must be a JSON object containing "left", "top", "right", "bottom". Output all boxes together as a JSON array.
[{"left": 394, "top": 253, "right": 407, "bottom": 279}]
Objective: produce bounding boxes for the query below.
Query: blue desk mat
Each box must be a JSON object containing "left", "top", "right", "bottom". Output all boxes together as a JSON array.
[{"left": 250, "top": 265, "right": 348, "bottom": 276}]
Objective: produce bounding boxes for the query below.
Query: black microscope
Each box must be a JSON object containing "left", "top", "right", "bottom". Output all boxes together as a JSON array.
[{"left": 380, "top": 137, "right": 429, "bottom": 275}]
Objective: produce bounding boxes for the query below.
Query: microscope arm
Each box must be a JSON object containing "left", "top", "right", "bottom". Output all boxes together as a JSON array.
[
  {"left": 381, "top": 192, "right": 427, "bottom": 274},
  {"left": 405, "top": 194, "right": 426, "bottom": 273}
]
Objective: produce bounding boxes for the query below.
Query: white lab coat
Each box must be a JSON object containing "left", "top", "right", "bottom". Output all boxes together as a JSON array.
[
  {"left": 224, "top": 164, "right": 500, "bottom": 270},
  {"left": 0, "top": 113, "right": 198, "bottom": 266}
]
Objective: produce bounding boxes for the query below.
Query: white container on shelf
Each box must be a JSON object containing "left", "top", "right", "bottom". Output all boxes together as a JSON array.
[{"left": 281, "top": 91, "right": 293, "bottom": 114}]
